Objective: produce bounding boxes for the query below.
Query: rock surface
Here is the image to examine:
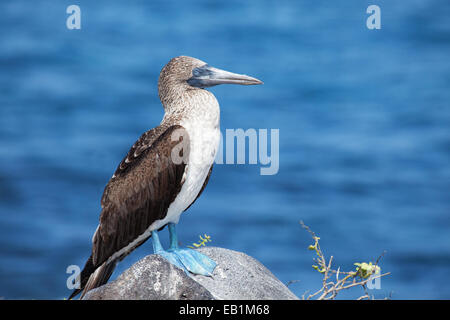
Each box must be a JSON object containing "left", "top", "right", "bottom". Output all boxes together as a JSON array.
[{"left": 83, "top": 247, "right": 299, "bottom": 300}]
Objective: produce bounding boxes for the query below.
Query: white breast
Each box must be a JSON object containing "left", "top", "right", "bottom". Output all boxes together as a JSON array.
[{"left": 150, "top": 90, "right": 221, "bottom": 229}]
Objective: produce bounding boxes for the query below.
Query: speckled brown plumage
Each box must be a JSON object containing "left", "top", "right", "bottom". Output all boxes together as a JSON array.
[
  {"left": 158, "top": 56, "right": 207, "bottom": 111},
  {"left": 70, "top": 125, "right": 190, "bottom": 299},
  {"left": 94, "top": 125, "right": 190, "bottom": 266}
]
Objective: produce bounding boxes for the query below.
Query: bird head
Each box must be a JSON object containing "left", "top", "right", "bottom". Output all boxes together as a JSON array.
[{"left": 158, "top": 56, "right": 262, "bottom": 107}]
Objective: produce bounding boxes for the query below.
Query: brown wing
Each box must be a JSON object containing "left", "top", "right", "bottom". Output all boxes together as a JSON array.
[{"left": 92, "top": 124, "right": 190, "bottom": 267}]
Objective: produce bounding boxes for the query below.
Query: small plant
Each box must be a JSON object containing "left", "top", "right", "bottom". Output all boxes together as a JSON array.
[
  {"left": 187, "top": 234, "right": 212, "bottom": 249},
  {"left": 354, "top": 262, "right": 381, "bottom": 279},
  {"left": 300, "top": 221, "right": 390, "bottom": 300}
]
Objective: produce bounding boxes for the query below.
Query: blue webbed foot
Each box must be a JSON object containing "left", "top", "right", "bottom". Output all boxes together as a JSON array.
[
  {"left": 168, "top": 247, "right": 217, "bottom": 276},
  {"left": 151, "top": 223, "right": 216, "bottom": 277}
]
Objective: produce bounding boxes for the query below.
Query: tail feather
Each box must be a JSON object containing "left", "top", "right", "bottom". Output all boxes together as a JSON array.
[
  {"left": 68, "top": 255, "right": 117, "bottom": 300},
  {"left": 69, "top": 227, "right": 156, "bottom": 299}
]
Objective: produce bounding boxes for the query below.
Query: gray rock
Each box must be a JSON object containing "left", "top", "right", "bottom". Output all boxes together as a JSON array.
[
  {"left": 193, "top": 247, "right": 298, "bottom": 300},
  {"left": 83, "top": 255, "right": 214, "bottom": 300},
  {"left": 83, "top": 247, "right": 298, "bottom": 300}
]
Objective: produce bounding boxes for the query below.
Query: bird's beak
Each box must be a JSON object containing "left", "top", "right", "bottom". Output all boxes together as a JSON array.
[{"left": 188, "top": 64, "right": 263, "bottom": 88}]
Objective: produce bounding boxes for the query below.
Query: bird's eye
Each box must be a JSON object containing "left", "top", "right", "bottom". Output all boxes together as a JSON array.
[
  {"left": 192, "top": 64, "right": 212, "bottom": 78},
  {"left": 192, "top": 68, "right": 202, "bottom": 77}
]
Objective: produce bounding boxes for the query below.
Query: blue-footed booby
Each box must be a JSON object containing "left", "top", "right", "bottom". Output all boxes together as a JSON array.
[{"left": 69, "top": 56, "right": 262, "bottom": 299}]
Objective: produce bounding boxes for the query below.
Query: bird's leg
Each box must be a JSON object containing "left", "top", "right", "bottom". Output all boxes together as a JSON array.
[
  {"left": 166, "top": 223, "right": 217, "bottom": 277},
  {"left": 151, "top": 230, "right": 183, "bottom": 268},
  {"left": 151, "top": 230, "right": 164, "bottom": 253},
  {"left": 168, "top": 223, "right": 179, "bottom": 250}
]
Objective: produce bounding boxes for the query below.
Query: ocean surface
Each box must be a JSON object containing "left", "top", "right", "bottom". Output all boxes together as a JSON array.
[{"left": 0, "top": 0, "right": 449, "bottom": 299}]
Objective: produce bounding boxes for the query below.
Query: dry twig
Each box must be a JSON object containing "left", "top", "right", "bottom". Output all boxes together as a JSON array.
[{"left": 299, "top": 220, "right": 390, "bottom": 300}]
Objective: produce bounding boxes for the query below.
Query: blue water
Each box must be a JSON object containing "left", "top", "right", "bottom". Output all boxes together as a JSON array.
[{"left": 0, "top": 0, "right": 449, "bottom": 299}]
